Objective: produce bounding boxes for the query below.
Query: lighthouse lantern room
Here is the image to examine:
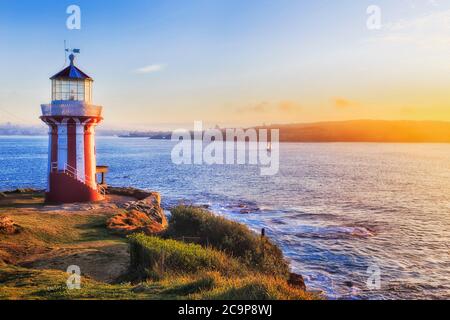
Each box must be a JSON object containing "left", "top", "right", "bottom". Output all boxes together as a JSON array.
[{"left": 40, "top": 52, "right": 105, "bottom": 203}]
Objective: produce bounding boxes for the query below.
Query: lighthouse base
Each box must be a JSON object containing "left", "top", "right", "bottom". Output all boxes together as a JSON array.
[{"left": 45, "top": 172, "right": 104, "bottom": 204}]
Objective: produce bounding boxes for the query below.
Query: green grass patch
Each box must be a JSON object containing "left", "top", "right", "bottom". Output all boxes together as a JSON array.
[
  {"left": 165, "top": 206, "right": 290, "bottom": 278},
  {"left": 128, "top": 234, "right": 245, "bottom": 280}
]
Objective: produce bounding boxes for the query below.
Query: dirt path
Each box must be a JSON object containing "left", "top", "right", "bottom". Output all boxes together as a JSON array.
[{"left": 19, "top": 241, "right": 129, "bottom": 283}]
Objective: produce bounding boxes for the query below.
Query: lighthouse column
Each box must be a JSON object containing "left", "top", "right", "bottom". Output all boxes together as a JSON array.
[{"left": 84, "top": 123, "right": 97, "bottom": 189}]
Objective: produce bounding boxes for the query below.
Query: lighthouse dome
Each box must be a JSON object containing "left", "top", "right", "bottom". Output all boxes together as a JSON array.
[
  {"left": 50, "top": 54, "right": 92, "bottom": 80},
  {"left": 50, "top": 54, "right": 93, "bottom": 102}
]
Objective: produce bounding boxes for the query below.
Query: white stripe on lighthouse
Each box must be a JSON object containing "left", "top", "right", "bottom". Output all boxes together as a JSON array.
[
  {"left": 57, "top": 119, "right": 69, "bottom": 171},
  {"left": 75, "top": 120, "right": 85, "bottom": 182}
]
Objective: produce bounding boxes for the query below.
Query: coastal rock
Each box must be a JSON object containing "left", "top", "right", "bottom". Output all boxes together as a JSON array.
[
  {"left": 0, "top": 216, "right": 21, "bottom": 235},
  {"left": 107, "top": 210, "right": 166, "bottom": 235},
  {"left": 107, "top": 186, "right": 159, "bottom": 202},
  {"left": 5, "top": 188, "right": 40, "bottom": 194},
  {"left": 121, "top": 199, "right": 165, "bottom": 223},
  {"left": 288, "top": 272, "right": 307, "bottom": 291},
  {"left": 106, "top": 187, "right": 167, "bottom": 236},
  {"left": 226, "top": 201, "right": 261, "bottom": 214}
]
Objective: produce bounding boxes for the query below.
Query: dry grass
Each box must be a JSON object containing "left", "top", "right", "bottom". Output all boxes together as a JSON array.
[{"left": 0, "top": 192, "right": 129, "bottom": 283}]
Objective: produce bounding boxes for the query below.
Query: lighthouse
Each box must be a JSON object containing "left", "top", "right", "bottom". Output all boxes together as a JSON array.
[{"left": 40, "top": 52, "right": 105, "bottom": 203}]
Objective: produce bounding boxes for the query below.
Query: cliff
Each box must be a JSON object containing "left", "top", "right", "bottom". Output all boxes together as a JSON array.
[{"left": 0, "top": 188, "right": 316, "bottom": 300}]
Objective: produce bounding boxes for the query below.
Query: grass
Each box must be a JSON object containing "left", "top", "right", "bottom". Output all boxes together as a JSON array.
[
  {"left": 123, "top": 207, "right": 318, "bottom": 300},
  {"left": 161, "top": 273, "right": 218, "bottom": 295},
  {"left": 165, "top": 206, "right": 290, "bottom": 278},
  {"left": 0, "top": 212, "right": 125, "bottom": 265},
  {"left": 192, "top": 275, "right": 317, "bottom": 300},
  {"left": 0, "top": 266, "right": 318, "bottom": 300},
  {"left": 0, "top": 192, "right": 45, "bottom": 208},
  {"left": 0, "top": 211, "right": 119, "bottom": 245},
  {"left": 0, "top": 265, "right": 172, "bottom": 300},
  {"left": 128, "top": 234, "right": 245, "bottom": 280}
]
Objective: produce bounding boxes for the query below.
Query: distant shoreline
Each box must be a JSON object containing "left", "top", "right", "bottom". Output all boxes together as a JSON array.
[
  {"left": 2, "top": 120, "right": 450, "bottom": 143},
  {"left": 1, "top": 135, "right": 450, "bottom": 144},
  {"left": 90, "top": 119, "right": 450, "bottom": 143}
]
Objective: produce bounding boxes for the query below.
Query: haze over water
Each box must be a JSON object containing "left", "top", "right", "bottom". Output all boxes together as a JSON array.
[{"left": 1, "top": 136, "right": 449, "bottom": 299}]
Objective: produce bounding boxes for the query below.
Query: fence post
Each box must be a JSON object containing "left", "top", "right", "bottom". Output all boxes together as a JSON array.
[{"left": 261, "top": 228, "right": 266, "bottom": 259}]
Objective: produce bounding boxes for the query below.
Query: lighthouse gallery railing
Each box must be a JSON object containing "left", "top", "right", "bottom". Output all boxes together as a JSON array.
[{"left": 41, "top": 103, "right": 103, "bottom": 117}]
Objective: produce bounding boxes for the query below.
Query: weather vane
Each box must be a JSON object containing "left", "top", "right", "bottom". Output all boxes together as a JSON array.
[{"left": 63, "top": 40, "right": 81, "bottom": 66}]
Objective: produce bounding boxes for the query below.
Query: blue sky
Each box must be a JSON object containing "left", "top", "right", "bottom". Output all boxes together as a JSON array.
[{"left": 1, "top": 0, "right": 450, "bottom": 129}]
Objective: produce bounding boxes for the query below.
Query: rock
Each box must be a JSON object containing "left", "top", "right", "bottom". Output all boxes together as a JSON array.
[
  {"left": 106, "top": 188, "right": 167, "bottom": 236},
  {"left": 5, "top": 188, "right": 39, "bottom": 194},
  {"left": 288, "top": 272, "right": 307, "bottom": 291},
  {"left": 107, "top": 210, "right": 167, "bottom": 236},
  {"left": 344, "top": 281, "right": 354, "bottom": 288},
  {"left": 107, "top": 186, "right": 158, "bottom": 201},
  {"left": 0, "top": 192, "right": 6, "bottom": 198},
  {"left": 0, "top": 216, "right": 21, "bottom": 235},
  {"left": 226, "top": 201, "right": 261, "bottom": 214}
]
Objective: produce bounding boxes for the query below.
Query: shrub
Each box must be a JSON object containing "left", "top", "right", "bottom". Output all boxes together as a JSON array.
[
  {"left": 165, "top": 206, "right": 290, "bottom": 278},
  {"left": 128, "top": 234, "right": 244, "bottom": 280}
]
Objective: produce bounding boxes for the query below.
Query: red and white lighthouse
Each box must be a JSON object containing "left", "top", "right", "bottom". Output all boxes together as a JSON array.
[{"left": 40, "top": 53, "right": 105, "bottom": 203}]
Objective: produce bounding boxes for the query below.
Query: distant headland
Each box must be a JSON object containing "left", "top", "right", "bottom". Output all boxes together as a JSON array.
[
  {"left": 2, "top": 120, "right": 450, "bottom": 143},
  {"left": 118, "top": 120, "right": 450, "bottom": 143}
]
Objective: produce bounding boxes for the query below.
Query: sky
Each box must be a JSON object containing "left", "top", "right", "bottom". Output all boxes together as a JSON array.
[{"left": 1, "top": 0, "right": 450, "bottom": 130}]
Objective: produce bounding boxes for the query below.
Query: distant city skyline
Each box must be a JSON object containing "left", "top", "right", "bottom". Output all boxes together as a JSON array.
[{"left": 1, "top": 0, "right": 450, "bottom": 130}]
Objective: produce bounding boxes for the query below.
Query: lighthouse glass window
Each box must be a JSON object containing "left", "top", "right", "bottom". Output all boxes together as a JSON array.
[{"left": 52, "top": 80, "right": 92, "bottom": 102}]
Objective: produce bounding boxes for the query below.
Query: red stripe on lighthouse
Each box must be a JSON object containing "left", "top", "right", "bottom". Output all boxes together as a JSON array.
[{"left": 67, "top": 119, "right": 77, "bottom": 170}]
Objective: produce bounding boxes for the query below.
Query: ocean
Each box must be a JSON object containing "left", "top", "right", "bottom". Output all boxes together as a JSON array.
[{"left": 1, "top": 136, "right": 449, "bottom": 299}]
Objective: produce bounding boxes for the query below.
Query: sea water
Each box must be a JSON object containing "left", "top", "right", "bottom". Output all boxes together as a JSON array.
[{"left": 1, "top": 136, "right": 449, "bottom": 299}]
